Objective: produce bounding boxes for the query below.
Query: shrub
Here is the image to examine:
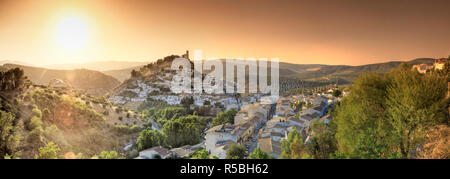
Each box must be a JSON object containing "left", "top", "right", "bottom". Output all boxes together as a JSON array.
[
  {"left": 28, "top": 127, "right": 43, "bottom": 144},
  {"left": 226, "top": 144, "right": 246, "bottom": 159},
  {"left": 211, "top": 108, "right": 237, "bottom": 127},
  {"left": 35, "top": 142, "right": 60, "bottom": 159},
  {"left": 28, "top": 116, "right": 42, "bottom": 131},
  {"left": 99, "top": 150, "right": 123, "bottom": 159}
]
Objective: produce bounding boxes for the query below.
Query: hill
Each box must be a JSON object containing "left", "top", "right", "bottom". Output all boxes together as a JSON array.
[
  {"left": 278, "top": 58, "right": 436, "bottom": 82},
  {"left": 45, "top": 61, "right": 148, "bottom": 71},
  {"left": 0, "top": 67, "right": 143, "bottom": 159},
  {"left": 103, "top": 66, "right": 142, "bottom": 82},
  {"left": 1, "top": 64, "right": 121, "bottom": 96}
]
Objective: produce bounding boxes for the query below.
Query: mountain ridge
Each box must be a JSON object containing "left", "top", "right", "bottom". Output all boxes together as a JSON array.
[{"left": 1, "top": 63, "right": 121, "bottom": 96}]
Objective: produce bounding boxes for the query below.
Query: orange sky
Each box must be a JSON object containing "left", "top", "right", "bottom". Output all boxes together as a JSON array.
[{"left": 0, "top": 0, "right": 449, "bottom": 66}]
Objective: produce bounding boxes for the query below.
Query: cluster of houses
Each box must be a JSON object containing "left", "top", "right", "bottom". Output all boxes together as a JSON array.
[
  {"left": 412, "top": 58, "right": 447, "bottom": 74},
  {"left": 205, "top": 102, "right": 273, "bottom": 158},
  {"left": 254, "top": 95, "right": 335, "bottom": 158},
  {"left": 135, "top": 145, "right": 199, "bottom": 159},
  {"left": 203, "top": 90, "right": 340, "bottom": 158}
]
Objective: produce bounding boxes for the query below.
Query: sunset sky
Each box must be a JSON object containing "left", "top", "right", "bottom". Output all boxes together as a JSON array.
[{"left": 0, "top": 0, "right": 449, "bottom": 66}]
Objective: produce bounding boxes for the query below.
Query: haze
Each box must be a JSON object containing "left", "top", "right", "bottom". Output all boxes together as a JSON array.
[{"left": 0, "top": 0, "right": 449, "bottom": 66}]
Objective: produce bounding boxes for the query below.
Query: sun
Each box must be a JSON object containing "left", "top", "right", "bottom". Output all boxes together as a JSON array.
[{"left": 56, "top": 16, "right": 89, "bottom": 51}]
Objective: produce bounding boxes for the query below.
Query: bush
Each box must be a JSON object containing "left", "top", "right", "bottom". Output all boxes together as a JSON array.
[
  {"left": 226, "top": 144, "right": 246, "bottom": 159},
  {"left": 190, "top": 148, "right": 218, "bottom": 159},
  {"left": 332, "top": 89, "right": 342, "bottom": 97},
  {"left": 35, "top": 142, "right": 60, "bottom": 159},
  {"left": 136, "top": 129, "right": 165, "bottom": 151},
  {"left": 28, "top": 127, "right": 43, "bottom": 144},
  {"left": 99, "top": 150, "right": 123, "bottom": 159},
  {"left": 334, "top": 63, "right": 448, "bottom": 158},
  {"left": 28, "top": 116, "right": 42, "bottom": 131},
  {"left": 32, "top": 108, "right": 42, "bottom": 118},
  {"left": 0, "top": 110, "right": 22, "bottom": 157},
  {"left": 211, "top": 108, "right": 237, "bottom": 127},
  {"left": 248, "top": 147, "right": 273, "bottom": 159},
  {"left": 42, "top": 108, "right": 51, "bottom": 121}
]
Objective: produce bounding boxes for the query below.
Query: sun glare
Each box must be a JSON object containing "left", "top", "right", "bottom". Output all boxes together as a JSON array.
[{"left": 56, "top": 16, "right": 89, "bottom": 51}]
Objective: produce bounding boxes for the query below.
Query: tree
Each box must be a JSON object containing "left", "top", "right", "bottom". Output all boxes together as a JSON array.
[
  {"left": 307, "top": 120, "right": 337, "bottom": 159},
  {"left": 280, "top": 129, "right": 307, "bottom": 159},
  {"left": 0, "top": 110, "right": 22, "bottom": 158},
  {"left": 334, "top": 63, "right": 448, "bottom": 158},
  {"left": 136, "top": 129, "right": 165, "bottom": 151},
  {"left": 162, "top": 115, "right": 201, "bottom": 148},
  {"left": 99, "top": 150, "right": 123, "bottom": 159},
  {"left": 131, "top": 69, "right": 141, "bottom": 78},
  {"left": 28, "top": 116, "right": 42, "bottom": 131},
  {"left": 42, "top": 108, "right": 51, "bottom": 121},
  {"left": 35, "top": 142, "right": 60, "bottom": 159},
  {"left": 190, "top": 148, "right": 217, "bottom": 159},
  {"left": 226, "top": 144, "right": 246, "bottom": 159},
  {"left": 211, "top": 108, "right": 237, "bottom": 127},
  {"left": 248, "top": 147, "right": 273, "bottom": 159},
  {"left": 181, "top": 96, "right": 194, "bottom": 110},
  {"left": 385, "top": 63, "right": 447, "bottom": 157},
  {"left": 334, "top": 72, "right": 391, "bottom": 158},
  {"left": 0, "top": 68, "right": 24, "bottom": 91},
  {"left": 332, "top": 89, "right": 342, "bottom": 98}
]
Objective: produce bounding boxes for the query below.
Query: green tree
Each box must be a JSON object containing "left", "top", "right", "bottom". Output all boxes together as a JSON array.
[
  {"left": 385, "top": 63, "right": 447, "bottom": 157},
  {"left": 334, "top": 63, "right": 448, "bottom": 158},
  {"left": 334, "top": 72, "right": 391, "bottom": 158},
  {"left": 136, "top": 129, "right": 165, "bottom": 151},
  {"left": 162, "top": 115, "right": 201, "bottom": 148},
  {"left": 332, "top": 89, "right": 342, "bottom": 98},
  {"left": 307, "top": 120, "right": 337, "bottom": 159},
  {"left": 28, "top": 116, "right": 42, "bottom": 131},
  {"left": 42, "top": 108, "right": 51, "bottom": 121},
  {"left": 211, "top": 108, "right": 237, "bottom": 127},
  {"left": 248, "top": 147, "right": 273, "bottom": 159},
  {"left": 226, "top": 144, "right": 246, "bottom": 159},
  {"left": 0, "top": 110, "right": 22, "bottom": 158},
  {"left": 190, "top": 148, "right": 217, "bottom": 159},
  {"left": 99, "top": 150, "right": 123, "bottom": 159},
  {"left": 35, "top": 142, "right": 60, "bottom": 159},
  {"left": 280, "top": 129, "right": 306, "bottom": 159}
]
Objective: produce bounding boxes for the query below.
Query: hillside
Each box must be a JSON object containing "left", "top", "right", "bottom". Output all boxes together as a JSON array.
[
  {"left": 103, "top": 66, "right": 142, "bottom": 82},
  {"left": 0, "top": 67, "right": 144, "bottom": 159},
  {"left": 109, "top": 55, "right": 439, "bottom": 98},
  {"left": 1, "top": 64, "right": 121, "bottom": 96},
  {"left": 45, "top": 61, "right": 148, "bottom": 71},
  {"left": 278, "top": 58, "right": 436, "bottom": 82}
]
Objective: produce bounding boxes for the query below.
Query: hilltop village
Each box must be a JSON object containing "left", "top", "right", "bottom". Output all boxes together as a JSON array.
[{"left": 106, "top": 52, "right": 346, "bottom": 159}]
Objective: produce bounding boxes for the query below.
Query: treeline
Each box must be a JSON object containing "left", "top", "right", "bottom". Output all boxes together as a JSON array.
[
  {"left": 0, "top": 68, "right": 25, "bottom": 158},
  {"left": 0, "top": 67, "right": 24, "bottom": 91},
  {"left": 280, "top": 61, "right": 449, "bottom": 159}
]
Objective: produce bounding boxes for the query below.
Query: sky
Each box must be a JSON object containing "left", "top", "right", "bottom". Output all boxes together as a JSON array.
[{"left": 0, "top": 0, "right": 449, "bottom": 66}]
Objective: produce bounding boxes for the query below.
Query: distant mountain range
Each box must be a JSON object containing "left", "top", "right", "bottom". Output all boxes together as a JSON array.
[
  {"left": 45, "top": 61, "right": 148, "bottom": 71},
  {"left": 1, "top": 63, "right": 120, "bottom": 96},
  {"left": 103, "top": 66, "right": 142, "bottom": 82},
  {"left": 0, "top": 60, "right": 34, "bottom": 67},
  {"left": 1, "top": 57, "right": 439, "bottom": 96},
  {"left": 277, "top": 58, "right": 436, "bottom": 83}
]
